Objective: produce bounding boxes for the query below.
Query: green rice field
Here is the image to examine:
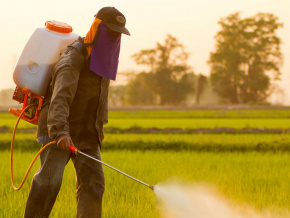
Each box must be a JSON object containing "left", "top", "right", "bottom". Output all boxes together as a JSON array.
[
  {"left": 1, "top": 109, "right": 290, "bottom": 130},
  {"left": 107, "top": 109, "right": 290, "bottom": 118},
  {"left": 106, "top": 118, "right": 290, "bottom": 129},
  {"left": 3, "top": 109, "right": 290, "bottom": 120},
  {"left": 0, "top": 109, "right": 289, "bottom": 217},
  {"left": 1, "top": 133, "right": 290, "bottom": 152},
  {"left": 1, "top": 115, "right": 290, "bottom": 130},
  {"left": 0, "top": 150, "right": 289, "bottom": 217}
]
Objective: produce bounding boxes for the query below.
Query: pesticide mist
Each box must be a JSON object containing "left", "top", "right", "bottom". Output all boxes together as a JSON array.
[{"left": 154, "top": 181, "right": 288, "bottom": 218}]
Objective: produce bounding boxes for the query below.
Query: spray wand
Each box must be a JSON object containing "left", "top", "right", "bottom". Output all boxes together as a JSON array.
[{"left": 69, "top": 146, "right": 155, "bottom": 190}]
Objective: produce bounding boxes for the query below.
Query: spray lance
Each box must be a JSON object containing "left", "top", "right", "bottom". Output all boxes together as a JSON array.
[{"left": 69, "top": 146, "right": 154, "bottom": 190}]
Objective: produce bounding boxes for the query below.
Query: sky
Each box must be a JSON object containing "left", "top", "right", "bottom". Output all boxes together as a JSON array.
[{"left": 0, "top": 0, "right": 289, "bottom": 104}]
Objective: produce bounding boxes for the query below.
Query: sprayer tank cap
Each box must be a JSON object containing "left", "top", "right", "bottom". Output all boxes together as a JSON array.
[{"left": 45, "top": 21, "right": 73, "bottom": 33}]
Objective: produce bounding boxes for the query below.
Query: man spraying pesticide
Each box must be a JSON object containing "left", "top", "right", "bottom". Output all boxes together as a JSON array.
[{"left": 9, "top": 7, "right": 154, "bottom": 218}]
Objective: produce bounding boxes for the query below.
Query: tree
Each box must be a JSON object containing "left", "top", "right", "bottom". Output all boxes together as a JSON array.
[
  {"left": 131, "top": 34, "right": 195, "bottom": 105},
  {"left": 209, "top": 12, "right": 283, "bottom": 104},
  {"left": 126, "top": 72, "right": 156, "bottom": 105},
  {"left": 108, "top": 85, "right": 127, "bottom": 106},
  {"left": 196, "top": 74, "right": 207, "bottom": 105}
]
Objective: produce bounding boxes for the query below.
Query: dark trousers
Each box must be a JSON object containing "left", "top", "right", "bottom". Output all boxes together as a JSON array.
[{"left": 23, "top": 145, "right": 105, "bottom": 218}]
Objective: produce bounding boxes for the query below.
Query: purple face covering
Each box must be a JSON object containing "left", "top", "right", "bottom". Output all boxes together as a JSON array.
[{"left": 89, "top": 22, "right": 121, "bottom": 80}]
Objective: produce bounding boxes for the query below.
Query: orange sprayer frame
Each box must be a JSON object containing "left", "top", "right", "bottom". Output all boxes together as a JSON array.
[{"left": 9, "top": 87, "right": 43, "bottom": 125}]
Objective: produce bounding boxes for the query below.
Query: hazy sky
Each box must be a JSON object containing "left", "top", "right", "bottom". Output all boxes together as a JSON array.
[{"left": 0, "top": 0, "right": 289, "bottom": 104}]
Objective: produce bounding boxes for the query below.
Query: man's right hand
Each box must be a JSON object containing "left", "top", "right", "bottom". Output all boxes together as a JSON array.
[{"left": 57, "top": 135, "right": 74, "bottom": 152}]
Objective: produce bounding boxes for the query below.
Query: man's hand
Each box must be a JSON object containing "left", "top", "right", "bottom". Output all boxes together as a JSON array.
[
  {"left": 101, "top": 132, "right": 105, "bottom": 141},
  {"left": 57, "top": 135, "right": 74, "bottom": 152}
]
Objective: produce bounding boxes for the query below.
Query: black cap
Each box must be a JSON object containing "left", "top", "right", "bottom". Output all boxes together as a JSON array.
[{"left": 95, "top": 7, "right": 130, "bottom": 36}]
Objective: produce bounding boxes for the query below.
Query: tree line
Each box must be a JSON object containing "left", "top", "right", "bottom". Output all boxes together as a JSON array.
[
  {"left": 0, "top": 12, "right": 284, "bottom": 107},
  {"left": 109, "top": 12, "right": 283, "bottom": 106}
]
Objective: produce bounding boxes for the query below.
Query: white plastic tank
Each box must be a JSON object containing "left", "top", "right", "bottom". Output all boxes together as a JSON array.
[{"left": 13, "top": 21, "right": 80, "bottom": 96}]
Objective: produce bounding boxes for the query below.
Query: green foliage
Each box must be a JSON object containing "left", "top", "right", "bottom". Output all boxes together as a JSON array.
[
  {"left": 2, "top": 133, "right": 290, "bottom": 152},
  {"left": 126, "top": 72, "right": 156, "bottom": 105},
  {"left": 104, "top": 118, "right": 290, "bottom": 130},
  {"left": 3, "top": 109, "right": 290, "bottom": 122},
  {"left": 108, "top": 85, "right": 127, "bottom": 106},
  {"left": 1, "top": 150, "right": 289, "bottom": 217},
  {"left": 2, "top": 110, "right": 290, "bottom": 132},
  {"left": 130, "top": 34, "right": 195, "bottom": 105},
  {"left": 2, "top": 108, "right": 290, "bottom": 217},
  {"left": 196, "top": 74, "right": 208, "bottom": 104},
  {"left": 209, "top": 12, "right": 283, "bottom": 104},
  {"left": 107, "top": 109, "right": 290, "bottom": 119}
]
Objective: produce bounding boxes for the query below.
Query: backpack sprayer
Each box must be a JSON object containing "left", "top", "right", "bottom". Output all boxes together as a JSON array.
[
  {"left": 9, "top": 20, "right": 79, "bottom": 125},
  {"left": 10, "top": 21, "right": 154, "bottom": 191}
]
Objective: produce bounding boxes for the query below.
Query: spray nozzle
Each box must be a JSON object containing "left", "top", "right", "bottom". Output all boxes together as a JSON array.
[{"left": 69, "top": 145, "right": 78, "bottom": 154}]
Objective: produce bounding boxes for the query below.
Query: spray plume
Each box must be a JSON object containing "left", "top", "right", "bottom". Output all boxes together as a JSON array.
[{"left": 154, "top": 181, "right": 289, "bottom": 218}]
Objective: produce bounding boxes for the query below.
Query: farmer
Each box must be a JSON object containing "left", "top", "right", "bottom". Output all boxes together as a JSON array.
[{"left": 23, "top": 7, "right": 130, "bottom": 218}]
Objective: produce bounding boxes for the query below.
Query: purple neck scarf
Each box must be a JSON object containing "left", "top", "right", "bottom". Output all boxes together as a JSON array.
[{"left": 89, "top": 22, "right": 121, "bottom": 80}]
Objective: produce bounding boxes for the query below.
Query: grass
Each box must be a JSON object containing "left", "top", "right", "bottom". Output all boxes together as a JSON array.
[
  {"left": 3, "top": 109, "right": 290, "bottom": 120},
  {"left": 105, "top": 118, "right": 290, "bottom": 129},
  {"left": 108, "top": 109, "right": 290, "bottom": 118},
  {"left": 2, "top": 133, "right": 290, "bottom": 152},
  {"left": 2, "top": 117, "right": 290, "bottom": 130},
  {"left": 2, "top": 109, "right": 290, "bottom": 130},
  {"left": 1, "top": 150, "right": 289, "bottom": 217},
  {"left": 1, "top": 109, "right": 290, "bottom": 217}
]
